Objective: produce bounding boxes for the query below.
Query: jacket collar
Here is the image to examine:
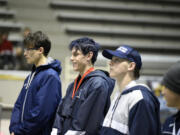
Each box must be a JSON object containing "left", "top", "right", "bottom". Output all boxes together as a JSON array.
[{"left": 121, "top": 80, "right": 150, "bottom": 95}]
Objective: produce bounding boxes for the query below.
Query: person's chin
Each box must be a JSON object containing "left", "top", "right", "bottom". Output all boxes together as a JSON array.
[
  {"left": 26, "top": 60, "right": 32, "bottom": 65},
  {"left": 72, "top": 67, "right": 78, "bottom": 72},
  {"left": 109, "top": 75, "right": 115, "bottom": 80},
  {"left": 109, "top": 72, "right": 115, "bottom": 78}
]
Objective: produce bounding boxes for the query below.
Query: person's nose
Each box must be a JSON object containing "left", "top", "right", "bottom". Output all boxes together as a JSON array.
[
  {"left": 24, "top": 50, "right": 27, "bottom": 56},
  {"left": 70, "top": 55, "right": 74, "bottom": 61}
]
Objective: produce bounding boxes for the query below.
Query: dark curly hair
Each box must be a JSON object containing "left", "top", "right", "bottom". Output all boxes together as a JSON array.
[
  {"left": 69, "top": 37, "right": 100, "bottom": 65},
  {"left": 24, "top": 31, "right": 51, "bottom": 57}
]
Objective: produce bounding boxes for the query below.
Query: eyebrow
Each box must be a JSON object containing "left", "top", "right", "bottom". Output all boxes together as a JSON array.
[{"left": 112, "top": 57, "right": 120, "bottom": 60}]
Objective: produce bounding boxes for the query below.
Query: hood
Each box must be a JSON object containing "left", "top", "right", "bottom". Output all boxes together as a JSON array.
[
  {"left": 85, "top": 69, "right": 115, "bottom": 95},
  {"left": 32, "top": 57, "right": 62, "bottom": 75}
]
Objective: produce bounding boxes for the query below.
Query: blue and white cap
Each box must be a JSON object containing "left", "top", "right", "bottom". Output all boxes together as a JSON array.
[{"left": 102, "top": 45, "right": 142, "bottom": 69}]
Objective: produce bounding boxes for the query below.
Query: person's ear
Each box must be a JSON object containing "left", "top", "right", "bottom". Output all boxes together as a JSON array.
[
  {"left": 128, "top": 62, "right": 136, "bottom": 71},
  {"left": 87, "top": 51, "right": 93, "bottom": 62},
  {"left": 39, "top": 47, "right": 44, "bottom": 54}
]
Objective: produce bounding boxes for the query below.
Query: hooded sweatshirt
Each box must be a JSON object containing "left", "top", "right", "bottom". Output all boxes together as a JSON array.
[
  {"left": 9, "top": 58, "right": 62, "bottom": 135},
  {"left": 51, "top": 70, "right": 115, "bottom": 135},
  {"left": 100, "top": 81, "right": 161, "bottom": 135}
]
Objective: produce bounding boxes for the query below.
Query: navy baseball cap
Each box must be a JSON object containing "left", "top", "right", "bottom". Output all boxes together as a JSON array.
[{"left": 102, "top": 45, "right": 142, "bottom": 69}]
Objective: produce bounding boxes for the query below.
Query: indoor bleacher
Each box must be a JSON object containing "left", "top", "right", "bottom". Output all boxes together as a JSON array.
[{"left": 0, "top": 0, "right": 180, "bottom": 134}]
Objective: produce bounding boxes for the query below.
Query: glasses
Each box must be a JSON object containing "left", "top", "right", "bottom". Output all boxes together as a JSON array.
[{"left": 24, "top": 48, "right": 38, "bottom": 52}]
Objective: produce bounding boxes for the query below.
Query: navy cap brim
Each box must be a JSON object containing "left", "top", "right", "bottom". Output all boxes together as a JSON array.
[{"left": 102, "top": 49, "right": 127, "bottom": 60}]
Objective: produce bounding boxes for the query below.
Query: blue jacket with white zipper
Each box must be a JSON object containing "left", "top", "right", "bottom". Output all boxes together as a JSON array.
[
  {"left": 51, "top": 70, "right": 115, "bottom": 135},
  {"left": 100, "top": 81, "right": 161, "bottom": 135},
  {"left": 9, "top": 58, "right": 62, "bottom": 135}
]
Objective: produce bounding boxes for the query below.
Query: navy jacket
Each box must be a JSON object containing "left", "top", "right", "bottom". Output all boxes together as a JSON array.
[
  {"left": 100, "top": 81, "right": 161, "bottom": 135},
  {"left": 162, "top": 111, "right": 180, "bottom": 135},
  {"left": 52, "top": 70, "right": 115, "bottom": 135},
  {"left": 9, "top": 58, "right": 62, "bottom": 135}
]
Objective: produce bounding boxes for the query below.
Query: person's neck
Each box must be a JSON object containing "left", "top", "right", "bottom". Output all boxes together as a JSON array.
[
  {"left": 79, "top": 64, "right": 94, "bottom": 76},
  {"left": 35, "top": 55, "right": 47, "bottom": 67},
  {"left": 117, "top": 73, "right": 134, "bottom": 93}
]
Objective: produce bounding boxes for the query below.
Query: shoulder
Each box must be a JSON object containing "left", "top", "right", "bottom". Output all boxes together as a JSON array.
[
  {"left": 123, "top": 90, "right": 144, "bottom": 111},
  {"left": 129, "top": 84, "right": 156, "bottom": 101},
  {"left": 87, "top": 76, "right": 110, "bottom": 92},
  {"left": 44, "top": 68, "right": 59, "bottom": 76},
  {"left": 38, "top": 68, "right": 59, "bottom": 79},
  {"left": 76, "top": 76, "right": 109, "bottom": 96},
  {"left": 32, "top": 70, "right": 60, "bottom": 87},
  {"left": 90, "top": 75, "right": 107, "bottom": 84},
  {"left": 124, "top": 85, "right": 157, "bottom": 110},
  {"left": 88, "top": 70, "right": 112, "bottom": 86}
]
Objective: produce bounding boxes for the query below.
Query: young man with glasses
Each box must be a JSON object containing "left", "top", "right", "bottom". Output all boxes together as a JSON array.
[
  {"left": 51, "top": 37, "right": 115, "bottom": 135},
  {"left": 9, "top": 31, "right": 62, "bottom": 135},
  {"left": 100, "top": 45, "right": 161, "bottom": 135}
]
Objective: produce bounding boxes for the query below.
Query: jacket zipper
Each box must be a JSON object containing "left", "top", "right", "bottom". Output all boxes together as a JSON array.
[{"left": 21, "top": 72, "right": 35, "bottom": 123}]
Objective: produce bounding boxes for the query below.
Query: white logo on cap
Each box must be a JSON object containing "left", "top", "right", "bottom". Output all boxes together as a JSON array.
[{"left": 117, "top": 47, "right": 128, "bottom": 53}]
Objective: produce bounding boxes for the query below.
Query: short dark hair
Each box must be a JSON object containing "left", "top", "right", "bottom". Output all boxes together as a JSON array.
[
  {"left": 69, "top": 37, "right": 100, "bottom": 65},
  {"left": 134, "top": 65, "right": 140, "bottom": 79},
  {"left": 24, "top": 31, "right": 51, "bottom": 57}
]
